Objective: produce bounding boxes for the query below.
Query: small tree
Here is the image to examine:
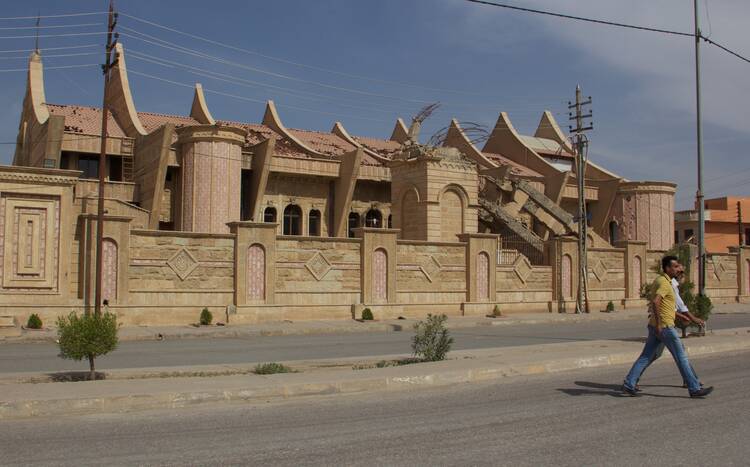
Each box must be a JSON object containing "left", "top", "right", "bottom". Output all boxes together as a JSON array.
[
  {"left": 361, "top": 308, "right": 374, "bottom": 321},
  {"left": 27, "top": 313, "right": 43, "bottom": 329},
  {"left": 200, "top": 307, "right": 213, "bottom": 326},
  {"left": 605, "top": 301, "right": 615, "bottom": 313},
  {"left": 412, "top": 314, "right": 453, "bottom": 362},
  {"left": 57, "top": 311, "right": 118, "bottom": 380},
  {"left": 492, "top": 304, "right": 502, "bottom": 317}
]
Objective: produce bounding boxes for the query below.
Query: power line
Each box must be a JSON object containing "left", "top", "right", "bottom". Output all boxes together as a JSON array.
[
  {"left": 127, "top": 68, "right": 389, "bottom": 124},
  {"left": 0, "top": 44, "right": 98, "bottom": 53},
  {"left": 0, "top": 12, "right": 106, "bottom": 20},
  {"left": 0, "top": 22, "right": 99, "bottom": 30},
  {"left": 0, "top": 63, "right": 99, "bottom": 72},
  {"left": 0, "top": 52, "right": 98, "bottom": 60},
  {"left": 464, "top": 0, "right": 693, "bottom": 37},
  {"left": 118, "top": 11, "right": 555, "bottom": 102},
  {"left": 464, "top": 0, "right": 750, "bottom": 64},
  {"left": 0, "top": 31, "right": 107, "bottom": 39}
]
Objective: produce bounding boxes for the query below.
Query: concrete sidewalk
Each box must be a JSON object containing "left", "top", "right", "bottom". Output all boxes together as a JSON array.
[
  {"left": 5, "top": 302, "right": 748, "bottom": 344},
  {"left": 1, "top": 327, "right": 747, "bottom": 420}
]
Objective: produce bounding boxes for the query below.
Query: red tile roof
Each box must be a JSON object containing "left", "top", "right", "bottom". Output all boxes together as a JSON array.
[
  {"left": 353, "top": 135, "right": 402, "bottom": 157},
  {"left": 287, "top": 128, "right": 356, "bottom": 157},
  {"left": 48, "top": 104, "right": 127, "bottom": 138},
  {"left": 138, "top": 111, "right": 200, "bottom": 133}
]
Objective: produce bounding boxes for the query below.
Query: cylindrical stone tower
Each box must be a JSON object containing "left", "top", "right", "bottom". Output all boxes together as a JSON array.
[{"left": 176, "top": 125, "right": 247, "bottom": 234}]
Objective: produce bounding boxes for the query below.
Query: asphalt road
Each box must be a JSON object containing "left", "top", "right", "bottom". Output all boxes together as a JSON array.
[
  {"left": 1, "top": 312, "right": 749, "bottom": 374},
  {"left": 0, "top": 351, "right": 747, "bottom": 466}
]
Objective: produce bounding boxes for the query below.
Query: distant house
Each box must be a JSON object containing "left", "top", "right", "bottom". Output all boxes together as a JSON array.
[{"left": 675, "top": 196, "right": 750, "bottom": 253}]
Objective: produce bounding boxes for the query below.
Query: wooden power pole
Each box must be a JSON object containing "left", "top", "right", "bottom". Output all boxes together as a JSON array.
[
  {"left": 94, "top": 0, "right": 118, "bottom": 315},
  {"left": 569, "top": 86, "right": 593, "bottom": 314}
]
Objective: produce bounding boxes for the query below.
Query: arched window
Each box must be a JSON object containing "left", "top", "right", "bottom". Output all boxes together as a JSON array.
[
  {"left": 308, "top": 209, "right": 321, "bottom": 236},
  {"left": 365, "top": 209, "right": 382, "bottom": 228},
  {"left": 609, "top": 221, "right": 618, "bottom": 243},
  {"left": 387, "top": 214, "right": 392, "bottom": 229},
  {"left": 263, "top": 207, "right": 277, "bottom": 223},
  {"left": 348, "top": 212, "right": 360, "bottom": 238},
  {"left": 283, "top": 205, "right": 302, "bottom": 235}
]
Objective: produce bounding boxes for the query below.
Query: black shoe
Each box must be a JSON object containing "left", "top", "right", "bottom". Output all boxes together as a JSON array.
[
  {"left": 689, "top": 386, "right": 714, "bottom": 398},
  {"left": 622, "top": 385, "right": 639, "bottom": 396},
  {"left": 682, "top": 382, "right": 704, "bottom": 389}
]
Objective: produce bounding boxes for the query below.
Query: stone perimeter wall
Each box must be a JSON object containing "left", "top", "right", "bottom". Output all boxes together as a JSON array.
[{"left": 3, "top": 174, "right": 749, "bottom": 324}]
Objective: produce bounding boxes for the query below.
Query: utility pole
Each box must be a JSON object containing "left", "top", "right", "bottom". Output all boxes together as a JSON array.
[
  {"left": 693, "top": 0, "right": 706, "bottom": 297},
  {"left": 93, "top": 0, "right": 118, "bottom": 315},
  {"left": 568, "top": 85, "right": 593, "bottom": 314}
]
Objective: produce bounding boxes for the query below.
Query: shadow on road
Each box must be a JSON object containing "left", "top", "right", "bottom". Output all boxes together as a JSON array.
[{"left": 557, "top": 381, "right": 690, "bottom": 399}]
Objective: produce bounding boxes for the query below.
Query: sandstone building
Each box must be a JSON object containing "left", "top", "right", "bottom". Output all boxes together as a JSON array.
[{"left": 2, "top": 46, "right": 748, "bottom": 326}]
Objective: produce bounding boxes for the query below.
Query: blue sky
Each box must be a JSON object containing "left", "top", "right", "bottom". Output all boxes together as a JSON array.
[{"left": 0, "top": 0, "right": 747, "bottom": 209}]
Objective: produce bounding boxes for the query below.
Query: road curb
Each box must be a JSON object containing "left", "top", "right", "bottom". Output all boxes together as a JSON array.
[{"left": 1, "top": 332, "right": 748, "bottom": 420}]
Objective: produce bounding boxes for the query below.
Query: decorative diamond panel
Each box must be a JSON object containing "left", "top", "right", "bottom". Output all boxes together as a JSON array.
[
  {"left": 167, "top": 248, "right": 199, "bottom": 280},
  {"left": 513, "top": 255, "right": 533, "bottom": 284},
  {"left": 592, "top": 259, "right": 608, "bottom": 283},
  {"left": 305, "top": 251, "right": 332, "bottom": 281},
  {"left": 419, "top": 255, "right": 441, "bottom": 283}
]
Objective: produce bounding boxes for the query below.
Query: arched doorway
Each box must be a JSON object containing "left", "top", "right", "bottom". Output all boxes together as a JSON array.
[
  {"left": 632, "top": 255, "right": 642, "bottom": 298},
  {"left": 561, "top": 254, "right": 572, "bottom": 299},
  {"left": 102, "top": 239, "right": 118, "bottom": 302},
  {"left": 373, "top": 248, "right": 387, "bottom": 302},
  {"left": 477, "top": 252, "right": 490, "bottom": 301},
  {"left": 440, "top": 188, "right": 464, "bottom": 241},
  {"left": 247, "top": 244, "right": 265, "bottom": 302},
  {"left": 283, "top": 205, "right": 302, "bottom": 235}
]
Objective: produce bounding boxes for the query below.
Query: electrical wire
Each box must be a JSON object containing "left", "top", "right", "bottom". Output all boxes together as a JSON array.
[
  {"left": 0, "top": 52, "right": 99, "bottom": 60},
  {"left": 0, "top": 22, "right": 99, "bottom": 30},
  {"left": 0, "top": 44, "right": 98, "bottom": 53},
  {"left": 119, "top": 11, "right": 558, "bottom": 102},
  {"left": 0, "top": 12, "right": 106, "bottom": 20},
  {"left": 0, "top": 31, "right": 107, "bottom": 39},
  {"left": 0, "top": 63, "right": 99, "bottom": 72},
  {"left": 465, "top": 0, "right": 750, "bottom": 64}
]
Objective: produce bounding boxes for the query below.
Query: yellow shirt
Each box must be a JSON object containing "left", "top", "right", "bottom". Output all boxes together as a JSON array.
[{"left": 649, "top": 273, "right": 676, "bottom": 328}]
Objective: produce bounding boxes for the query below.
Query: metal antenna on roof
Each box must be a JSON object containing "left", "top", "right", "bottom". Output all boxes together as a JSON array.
[{"left": 34, "top": 12, "right": 40, "bottom": 53}]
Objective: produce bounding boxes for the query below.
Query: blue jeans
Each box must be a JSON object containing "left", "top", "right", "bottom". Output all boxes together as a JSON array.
[{"left": 624, "top": 326, "right": 701, "bottom": 393}]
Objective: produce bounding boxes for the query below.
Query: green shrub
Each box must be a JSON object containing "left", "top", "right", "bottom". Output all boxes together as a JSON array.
[
  {"left": 253, "top": 362, "right": 294, "bottom": 374},
  {"left": 199, "top": 307, "right": 213, "bottom": 326},
  {"left": 605, "top": 301, "right": 615, "bottom": 312},
  {"left": 693, "top": 294, "right": 713, "bottom": 322},
  {"left": 27, "top": 313, "right": 43, "bottom": 329},
  {"left": 492, "top": 304, "right": 502, "bottom": 317},
  {"left": 412, "top": 314, "right": 453, "bottom": 362},
  {"left": 56, "top": 311, "right": 118, "bottom": 380},
  {"left": 361, "top": 308, "right": 374, "bottom": 321}
]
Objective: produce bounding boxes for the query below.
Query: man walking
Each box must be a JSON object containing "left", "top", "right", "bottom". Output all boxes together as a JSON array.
[
  {"left": 634, "top": 261, "right": 704, "bottom": 390},
  {"left": 622, "top": 255, "right": 713, "bottom": 398}
]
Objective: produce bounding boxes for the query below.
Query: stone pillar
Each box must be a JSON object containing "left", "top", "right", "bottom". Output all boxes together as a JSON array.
[
  {"left": 615, "top": 240, "right": 647, "bottom": 305},
  {"left": 79, "top": 214, "right": 131, "bottom": 308},
  {"left": 549, "top": 236, "right": 578, "bottom": 313},
  {"left": 458, "top": 233, "right": 499, "bottom": 314},
  {"left": 177, "top": 125, "right": 247, "bottom": 234},
  {"left": 354, "top": 227, "right": 398, "bottom": 304},
  {"left": 228, "top": 222, "right": 277, "bottom": 306}
]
